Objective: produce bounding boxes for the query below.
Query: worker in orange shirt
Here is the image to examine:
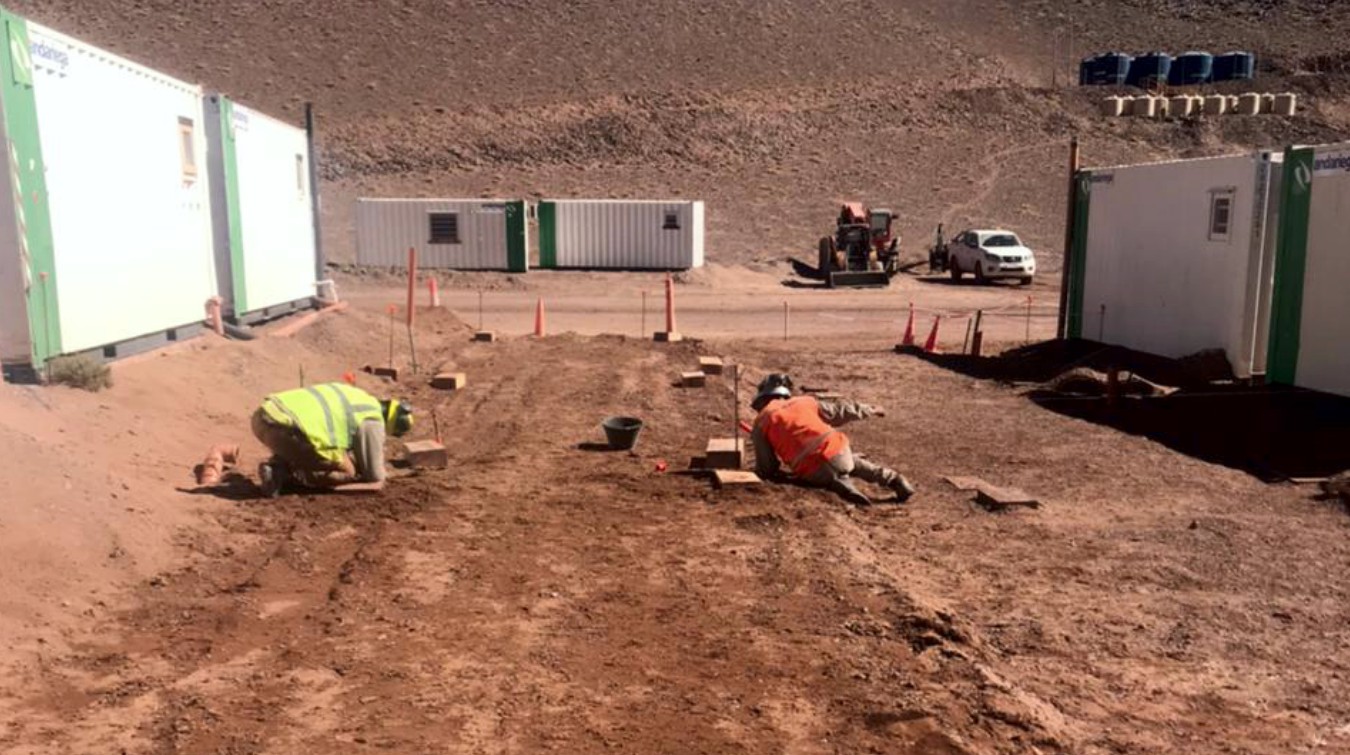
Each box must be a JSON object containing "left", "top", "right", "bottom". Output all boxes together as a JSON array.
[{"left": 750, "top": 373, "right": 915, "bottom": 507}]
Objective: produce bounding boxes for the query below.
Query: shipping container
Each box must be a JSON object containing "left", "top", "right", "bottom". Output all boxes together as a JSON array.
[
  {"left": 0, "top": 10, "right": 217, "bottom": 377},
  {"left": 537, "top": 199, "right": 705, "bottom": 270},
  {"left": 355, "top": 199, "right": 528, "bottom": 272},
  {"left": 1267, "top": 142, "right": 1350, "bottom": 397},
  {"left": 206, "top": 95, "right": 320, "bottom": 322},
  {"left": 1065, "top": 152, "right": 1284, "bottom": 378}
]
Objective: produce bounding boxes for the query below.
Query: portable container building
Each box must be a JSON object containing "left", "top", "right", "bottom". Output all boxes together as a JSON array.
[
  {"left": 537, "top": 200, "right": 705, "bottom": 270},
  {"left": 0, "top": 11, "right": 217, "bottom": 376},
  {"left": 355, "top": 199, "right": 528, "bottom": 272},
  {"left": 1064, "top": 152, "right": 1284, "bottom": 379},
  {"left": 1267, "top": 142, "right": 1350, "bottom": 397},
  {"left": 206, "top": 95, "right": 320, "bottom": 322}
]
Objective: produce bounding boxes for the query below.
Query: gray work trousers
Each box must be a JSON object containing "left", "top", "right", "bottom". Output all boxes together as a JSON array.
[{"left": 802, "top": 449, "right": 901, "bottom": 492}]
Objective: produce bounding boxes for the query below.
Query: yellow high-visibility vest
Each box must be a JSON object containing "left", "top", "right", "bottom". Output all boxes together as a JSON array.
[{"left": 261, "top": 383, "right": 384, "bottom": 464}]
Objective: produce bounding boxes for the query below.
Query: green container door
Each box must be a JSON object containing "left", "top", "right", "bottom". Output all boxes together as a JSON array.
[
  {"left": 0, "top": 12, "right": 60, "bottom": 364},
  {"left": 1266, "top": 146, "right": 1315, "bottom": 386},
  {"left": 537, "top": 200, "right": 557, "bottom": 270},
  {"left": 506, "top": 200, "right": 528, "bottom": 273}
]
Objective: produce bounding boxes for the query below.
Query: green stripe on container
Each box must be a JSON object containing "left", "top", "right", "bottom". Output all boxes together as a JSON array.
[
  {"left": 505, "top": 200, "right": 527, "bottom": 272},
  {"left": 0, "top": 12, "right": 60, "bottom": 364},
  {"left": 219, "top": 97, "right": 248, "bottom": 313},
  {"left": 537, "top": 201, "right": 556, "bottom": 269},
  {"left": 1065, "top": 171, "right": 1091, "bottom": 339},
  {"left": 1266, "top": 146, "right": 1314, "bottom": 386}
]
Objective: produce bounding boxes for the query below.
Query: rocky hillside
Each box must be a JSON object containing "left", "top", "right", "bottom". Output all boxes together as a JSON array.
[{"left": 11, "top": 0, "right": 1348, "bottom": 264}]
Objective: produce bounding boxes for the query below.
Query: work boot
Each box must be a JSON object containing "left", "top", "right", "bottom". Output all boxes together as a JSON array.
[
  {"left": 258, "top": 460, "right": 288, "bottom": 498},
  {"left": 890, "top": 475, "right": 917, "bottom": 504},
  {"left": 831, "top": 478, "right": 873, "bottom": 507}
]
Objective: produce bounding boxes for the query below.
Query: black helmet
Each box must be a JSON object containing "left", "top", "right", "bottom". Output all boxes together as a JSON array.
[
  {"left": 751, "top": 373, "right": 793, "bottom": 411},
  {"left": 380, "top": 399, "right": 414, "bottom": 436}
]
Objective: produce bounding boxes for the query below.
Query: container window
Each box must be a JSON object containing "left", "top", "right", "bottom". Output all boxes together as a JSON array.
[
  {"left": 429, "top": 212, "right": 460, "bottom": 244},
  {"left": 178, "top": 117, "right": 197, "bottom": 182},
  {"left": 1208, "top": 190, "right": 1234, "bottom": 242},
  {"left": 663, "top": 211, "right": 680, "bottom": 230}
]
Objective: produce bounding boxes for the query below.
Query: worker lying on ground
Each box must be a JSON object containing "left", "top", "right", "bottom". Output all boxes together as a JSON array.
[
  {"left": 751, "top": 373, "right": 915, "bottom": 507},
  {"left": 251, "top": 381, "right": 414, "bottom": 497}
]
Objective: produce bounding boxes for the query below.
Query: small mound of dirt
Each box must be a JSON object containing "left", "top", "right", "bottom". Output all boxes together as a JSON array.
[{"left": 1042, "top": 367, "right": 1174, "bottom": 397}]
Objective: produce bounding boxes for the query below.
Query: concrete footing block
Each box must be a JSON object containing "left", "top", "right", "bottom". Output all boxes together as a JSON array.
[
  {"left": 404, "top": 440, "right": 448, "bottom": 469},
  {"left": 705, "top": 438, "right": 744, "bottom": 470}
]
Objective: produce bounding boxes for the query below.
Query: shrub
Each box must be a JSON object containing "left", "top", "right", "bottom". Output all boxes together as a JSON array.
[{"left": 47, "top": 354, "right": 112, "bottom": 392}]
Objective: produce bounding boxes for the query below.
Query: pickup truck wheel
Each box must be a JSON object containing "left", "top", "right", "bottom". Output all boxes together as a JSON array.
[
  {"left": 949, "top": 260, "right": 962, "bottom": 281},
  {"left": 1018, "top": 276, "right": 1033, "bottom": 286},
  {"left": 975, "top": 263, "right": 987, "bottom": 284}
]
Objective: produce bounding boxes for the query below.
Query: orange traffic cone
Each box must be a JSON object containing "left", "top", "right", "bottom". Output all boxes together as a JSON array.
[
  {"left": 901, "top": 302, "right": 915, "bottom": 346},
  {"left": 923, "top": 315, "right": 941, "bottom": 353},
  {"left": 534, "top": 298, "right": 546, "bottom": 337}
]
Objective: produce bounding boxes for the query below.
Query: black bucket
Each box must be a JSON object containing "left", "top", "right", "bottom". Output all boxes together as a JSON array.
[{"left": 601, "top": 416, "right": 644, "bottom": 450}]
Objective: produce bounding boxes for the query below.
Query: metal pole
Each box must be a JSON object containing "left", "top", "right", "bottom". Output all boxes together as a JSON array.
[
  {"left": 1056, "top": 137, "right": 1081, "bottom": 339},
  {"left": 304, "top": 103, "right": 326, "bottom": 281}
]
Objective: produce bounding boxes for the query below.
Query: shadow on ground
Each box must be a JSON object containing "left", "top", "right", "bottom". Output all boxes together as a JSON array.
[{"left": 906, "top": 339, "right": 1350, "bottom": 481}]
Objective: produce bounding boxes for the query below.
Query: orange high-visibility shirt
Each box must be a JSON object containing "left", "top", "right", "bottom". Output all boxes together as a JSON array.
[{"left": 755, "top": 396, "right": 847, "bottom": 477}]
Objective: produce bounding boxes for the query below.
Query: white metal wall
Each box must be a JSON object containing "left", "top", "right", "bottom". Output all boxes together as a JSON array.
[
  {"left": 228, "top": 101, "right": 317, "bottom": 313},
  {"left": 550, "top": 200, "right": 705, "bottom": 269},
  {"left": 1295, "top": 143, "right": 1350, "bottom": 396},
  {"left": 1081, "top": 154, "right": 1275, "bottom": 376},
  {"left": 355, "top": 199, "right": 513, "bottom": 270},
  {"left": 29, "top": 23, "right": 215, "bottom": 354}
]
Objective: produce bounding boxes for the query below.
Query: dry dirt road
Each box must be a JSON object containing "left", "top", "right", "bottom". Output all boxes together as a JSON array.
[
  {"left": 2, "top": 297, "right": 1348, "bottom": 755},
  {"left": 340, "top": 264, "right": 1062, "bottom": 347}
]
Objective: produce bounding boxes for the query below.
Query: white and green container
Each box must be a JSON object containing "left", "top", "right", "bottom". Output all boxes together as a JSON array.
[
  {"left": 206, "top": 94, "right": 320, "bottom": 322},
  {"left": 1064, "top": 152, "right": 1283, "bottom": 379},
  {"left": 1266, "top": 142, "right": 1350, "bottom": 397},
  {"left": 355, "top": 198, "right": 528, "bottom": 272},
  {"left": 0, "top": 9, "right": 216, "bottom": 377},
  {"left": 537, "top": 199, "right": 705, "bottom": 270}
]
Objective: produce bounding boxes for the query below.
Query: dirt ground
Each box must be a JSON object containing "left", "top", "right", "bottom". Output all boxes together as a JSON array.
[
  {"left": 1, "top": 1, "right": 1349, "bottom": 751},
  {"left": 2, "top": 281, "right": 1348, "bottom": 754}
]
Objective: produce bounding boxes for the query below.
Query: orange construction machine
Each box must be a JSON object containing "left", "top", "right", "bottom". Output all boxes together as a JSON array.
[{"left": 794, "top": 203, "right": 902, "bottom": 288}]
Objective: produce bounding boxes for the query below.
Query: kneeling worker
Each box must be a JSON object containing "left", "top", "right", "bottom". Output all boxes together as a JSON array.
[
  {"left": 751, "top": 373, "right": 914, "bottom": 506},
  {"left": 251, "top": 381, "right": 414, "bottom": 497}
]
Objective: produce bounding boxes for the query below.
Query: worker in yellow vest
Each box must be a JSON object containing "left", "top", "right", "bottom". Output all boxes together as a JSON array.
[
  {"left": 251, "top": 382, "right": 414, "bottom": 497},
  {"left": 751, "top": 373, "right": 914, "bottom": 507}
]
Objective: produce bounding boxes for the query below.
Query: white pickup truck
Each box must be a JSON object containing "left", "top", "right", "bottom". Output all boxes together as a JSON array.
[{"left": 947, "top": 229, "right": 1036, "bottom": 285}]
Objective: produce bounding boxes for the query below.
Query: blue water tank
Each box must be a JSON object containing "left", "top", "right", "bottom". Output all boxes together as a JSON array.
[
  {"left": 1127, "top": 52, "right": 1173, "bottom": 88},
  {"left": 1169, "top": 51, "right": 1214, "bottom": 86},
  {"left": 1213, "top": 51, "right": 1256, "bottom": 82},
  {"left": 1080, "top": 53, "right": 1132, "bottom": 85}
]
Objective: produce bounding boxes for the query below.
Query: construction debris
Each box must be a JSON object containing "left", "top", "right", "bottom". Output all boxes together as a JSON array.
[
  {"left": 473, "top": 331, "right": 497, "bottom": 342},
  {"left": 698, "top": 356, "right": 725, "bottom": 375},
  {"left": 195, "top": 445, "right": 241, "bottom": 486}
]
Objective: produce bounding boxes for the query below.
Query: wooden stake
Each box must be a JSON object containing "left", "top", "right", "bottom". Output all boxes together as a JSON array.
[
  {"left": 387, "top": 304, "right": 396, "bottom": 370},
  {"left": 432, "top": 408, "right": 443, "bottom": 443},
  {"left": 963, "top": 318, "right": 974, "bottom": 354},
  {"left": 733, "top": 364, "right": 741, "bottom": 451}
]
